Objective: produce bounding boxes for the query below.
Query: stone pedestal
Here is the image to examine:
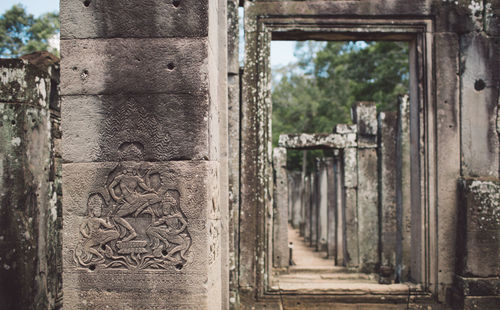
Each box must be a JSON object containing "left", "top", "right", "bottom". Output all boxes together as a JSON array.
[
  {"left": 0, "top": 56, "right": 62, "bottom": 309},
  {"left": 60, "top": 1, "right": 225, "bottom": 308}
]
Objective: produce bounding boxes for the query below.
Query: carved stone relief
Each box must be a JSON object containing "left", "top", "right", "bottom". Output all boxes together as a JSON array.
[{"left": 73, "top": 163, "right": 191, "bottom": 270}]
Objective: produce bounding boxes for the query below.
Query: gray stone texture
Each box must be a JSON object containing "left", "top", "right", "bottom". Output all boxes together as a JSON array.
[
  {"left": 60, "top": 0, "right": 208, "bottom": 39},
  {"left": 0, "top": 57, "right": 62, "bottom": 309},
  {"left": 60, "top": 38, "right": 208, "bottom": 96},
  {"left": 396, "top": 95, "right": 411, "bottom": 283},
  {"left": 317, "top": 159, "right": 329, "bottom": 252},
  {"left": 303, "top": 176, "right": 311, "bottom": 242},
  {"left": 325, "top": 158, "right": 337, "bottom": 259},
  {"left": 343, "top": 147, "right": 359, "bottom": 267},
  {"left": 272, "top": 147, "right": 288, "bottom": 268},
  {"left": 62, "top": 94, "right": 209, "bottom": 163},
  {"left": 62, "top": 161, "right": 221, "bottom": 309},
  {"left": 289, "top": 171, "right": 303, "bottom": 229},
  {"left": 279, "top": 133, "right": 356, "bottom": 149},
  {"left": 378, "top": 112, "right": 398, "bottom": 272},
  {"left": 460, "top": 33, "right": 500, "bottom": 177},
  {"left": 457, "top": 178, "right": 500, "bottom": 278}
]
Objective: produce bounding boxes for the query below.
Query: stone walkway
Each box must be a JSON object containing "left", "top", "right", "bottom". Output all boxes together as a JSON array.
[{"left": 271, "top": 225, "right": 415, "bottom": 294}]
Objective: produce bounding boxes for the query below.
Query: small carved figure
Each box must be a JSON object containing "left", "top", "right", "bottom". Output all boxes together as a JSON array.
[
  {"left": 75, "top": 194, "right": 119, "bottom": 266},
  {"left": 146, "top": 193, "right": 191, "bottom": 262},
  {"left": 108, "top": 168, "right": 162, "bottom": 241}
]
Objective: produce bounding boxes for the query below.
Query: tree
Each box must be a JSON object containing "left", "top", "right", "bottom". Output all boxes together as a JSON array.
[
  {"left": 272, "top": 41, "right": 409, "bottom": 170},
  {"left": 0, "top": 5, "right": 59, "bottom": 58}
]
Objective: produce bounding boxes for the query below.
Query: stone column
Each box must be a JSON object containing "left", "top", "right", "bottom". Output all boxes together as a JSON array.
[
  {"left": 378, "top": 111, "right": 398, "bottom": 283},
  {"left": 453, "top": 178, "right": 500, "bottom": 309},
  {"left": 352, "top": 102, "right": 379, "bottom": 273},
  {"left": 310, "top": 172, "right": 318, "bottom": 248},
  {"left": 291, "top": 172, "right": 303, "bottom": 229},
  {"left": 227, "top": 0, "right": 240, "bottom": 304},
  {"left": 343, "top": 147, "right": 358, "bottom": 266},
  {"left": 325, "top": 157, "right": 337, "bottom": 259},
  {"left": 273, "top": 147, "right": 288, "bottom": 268},
  {"left": 60, "top": 1, "right": 225, "bottom": 308},
  {"left": 396, "top": 95, "right": 411, "bottom": 282},
  {"left": 303, "top": 175, "right": 312, "bottom": 242},
  {"left": 318, "top": 159, "right": 329, "bottom": 252},
  {"left": 335, "top": 155, "right": 345, "bottom": 266},
  {"left": 0, "top": 55, "right": 62, "bottom": 310}
]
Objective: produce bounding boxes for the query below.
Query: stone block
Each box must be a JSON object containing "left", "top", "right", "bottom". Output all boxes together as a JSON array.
[
  {"left": 310, "top": 173, "right": 318, "bottom": 248},
  {"left": 60, "top": 0, "right": 208, "bottom": 39},
  {"left": 290, "top": 172, "right": 303, "bottom": 229},
  {"left": 278, "top": 133, "right": 356, "bottom": 149},
  {"left": 0, "top": 59, "right": 55, "bottom": 106},
  {"left": 61, "top": 94, "right": 209, "bottom": 163},
  {"left": 457, "top": 178, "right": 500, "bottom": 278},
  {"left": 62, "top": 161, "right": 221, "bottom": 309},
  {"left": 325, "top": 158, "right": 337, "bottom": 259},
  {"left": 351, "top": 102, "right": 377, "bottom": 140},
  {"left": 60, "top": 38, "right": 208, "bottom": 96},
  {"left": 303, "top": 175, "right": 311, "bottom": 241},
  {"left": 460, "top": 33, "right": 500, "bottom": 177}
]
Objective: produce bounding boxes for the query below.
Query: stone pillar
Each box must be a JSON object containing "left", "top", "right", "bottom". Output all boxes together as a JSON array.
[
  {"left": 60, "top": 1, "right": 225, "bottom": 308},
  {"left": 303, "top": 175, "right": 312, "bottom": 242},
  {"left": 310, "top": 172, "right": 318, "bottom": 248},
  {"left": 396, "top": 95, "right": 411, "bottom": 282},
  {"left": 335, "top": 155, "right": 345, "bottom": 266},
  {"left": 273, "top": 147, "right": 288, "bottom": 268},
  {"left": 343, "top": 147, "right": 358, "bottom": 266},
  {"left": 378, "top": 111, "right": 398, "bottom": 283},
  {"left": 291, "top": 172, "right": 303, "bottom": 229},
  {"left": 317, "top": 159, "right": 329, "bottom": 252},
  {"left": 0, "top": 55, "right": 62, "bottom": 309},
  {"left": 325, "top": 157, "right": 337, "bottom": 259},
  {"left": 453, "top": 178, "right": 500, "bottom": 309},
  {"left": 352, "top": 102, "right": 379, "bottom": 273},
  {"left": 227, "top": 0, "right": 240, "bottom": 305}
]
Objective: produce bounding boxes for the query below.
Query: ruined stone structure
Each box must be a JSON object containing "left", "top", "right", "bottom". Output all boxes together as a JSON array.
[{"left": 0, "top": 0, "right": 500, "bottom": 309}]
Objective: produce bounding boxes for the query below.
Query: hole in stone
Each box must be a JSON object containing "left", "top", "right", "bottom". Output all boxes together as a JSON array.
[
  {"left": 167, "top": 63, "right": 175, "bottom": 70},
  {"left": 11, "top": 120, "right": 15, "bottom": 125},
  {"left": 81, "top": 69, "right": 89, "bottom": 80},
  {"left": 83, "top": 0, "right": 91, "bottom": 7},
  {"left": 173, "top": 0, "right": 181, "bottom": 7},
  {"left": 175, "top": 263, "right": 183, "bottom": 270},
  {"left": 72, "top": 66, "right": 78, "bottom": 71},
  {"left": 89, "top": 264, "right": 96, "bottom": 271},
  {"left": 162, "top": 249, "right": 168, "bottom": 256},
  {"left": 474, "top": 79, "right": 486, "bottom": 91},
  {"left": 101, "top": 244, "right": 106, "bottom": 250}
]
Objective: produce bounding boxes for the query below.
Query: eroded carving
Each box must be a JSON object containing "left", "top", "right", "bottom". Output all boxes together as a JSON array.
[{"left": 73, "top": 164, "right": 191, "bottom": 270}]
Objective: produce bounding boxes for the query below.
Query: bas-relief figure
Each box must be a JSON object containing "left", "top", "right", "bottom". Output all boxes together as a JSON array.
[{"left": 73, "top": 163, "right": 192, "bottom": 270}]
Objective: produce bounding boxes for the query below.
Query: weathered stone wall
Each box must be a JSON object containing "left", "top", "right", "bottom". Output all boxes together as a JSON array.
[
  {"left": 60, "top": 1, "right": 226, "bottom": 309},
  {"left": 0, "top": 54, "right": 62, "bottom": 309}
]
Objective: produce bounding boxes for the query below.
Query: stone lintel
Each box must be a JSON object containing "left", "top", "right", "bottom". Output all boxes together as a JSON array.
[{"left": 278, "top": 133, "right": 356, "bottom": 149}]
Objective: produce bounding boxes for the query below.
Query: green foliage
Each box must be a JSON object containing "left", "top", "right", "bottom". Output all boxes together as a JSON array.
[
  {"left": 272, "top": 40, "right": 409, "bottom": 171},
  {"left": 0, "top": 5, "right": 59, "bottom": 58}
]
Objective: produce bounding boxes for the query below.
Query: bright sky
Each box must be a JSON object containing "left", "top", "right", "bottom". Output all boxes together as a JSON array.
[{"left": 1, "top": 0, "right": 59, "bottom": 17}]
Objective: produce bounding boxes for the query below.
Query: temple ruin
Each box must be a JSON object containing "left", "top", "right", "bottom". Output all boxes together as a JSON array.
[{"left": 1, "top": 0, "right": 500, "bottom": 309}]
